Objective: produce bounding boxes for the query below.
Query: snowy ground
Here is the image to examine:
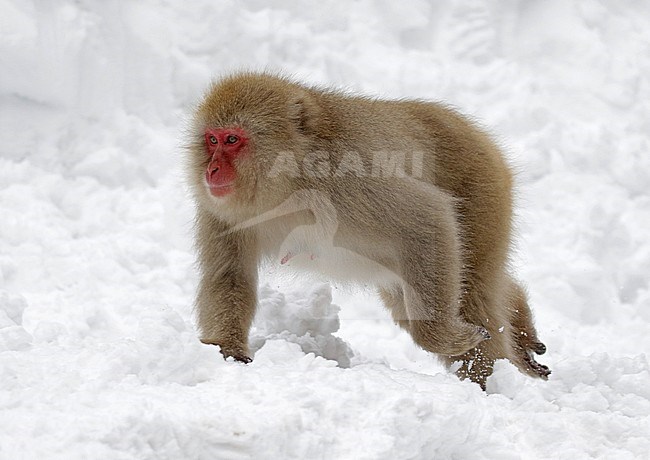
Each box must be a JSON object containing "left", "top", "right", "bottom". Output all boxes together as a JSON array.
[{"left": 1, "top": 1, "right": 649, "bottom": 458}]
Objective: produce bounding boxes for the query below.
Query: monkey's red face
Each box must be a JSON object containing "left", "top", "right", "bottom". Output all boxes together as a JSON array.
[{"left": 204, "top": 127, "right": 249, "bottom": 197}]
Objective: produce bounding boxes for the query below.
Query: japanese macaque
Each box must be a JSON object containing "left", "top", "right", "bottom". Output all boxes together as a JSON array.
[{"left": 187, "top": 72, "right": 549, "bottom": 389}]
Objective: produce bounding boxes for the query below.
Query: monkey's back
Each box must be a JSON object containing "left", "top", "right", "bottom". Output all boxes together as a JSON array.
[{"left": 312, "top": 90, "right": 513, "bottom": 214}]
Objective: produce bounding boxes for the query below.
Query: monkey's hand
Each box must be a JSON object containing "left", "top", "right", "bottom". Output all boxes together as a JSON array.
[{"left": 201, "top": 339, "right": 252, "bottom": 364}]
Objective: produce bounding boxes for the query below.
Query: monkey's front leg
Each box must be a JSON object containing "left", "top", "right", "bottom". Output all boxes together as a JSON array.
[
  {"left": 197, "top": 272, "right": 257, "bottom": 363},
  {"left": 195, "top": 213, "right": 258, "bottom": 363}
]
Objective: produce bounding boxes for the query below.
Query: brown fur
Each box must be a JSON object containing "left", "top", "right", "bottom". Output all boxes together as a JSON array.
[{"left": 187, "top": 72, "right": 549, "bottom": 388}]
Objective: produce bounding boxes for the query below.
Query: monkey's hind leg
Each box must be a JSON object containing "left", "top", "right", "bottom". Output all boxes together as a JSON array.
[
  {"left": 379, "top": 285, "right": 410, "bottom": 332},
  {"left": 395, "top": 195, "right": 491, "bottom": 357}
]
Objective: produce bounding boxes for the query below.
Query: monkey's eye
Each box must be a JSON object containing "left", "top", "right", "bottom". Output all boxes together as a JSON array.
[
  {"left": 225, "top": 135, "right": 239, "bottom": 145},
  {"left": 208, "top": 135, "right": 218, "bottom": 145}
]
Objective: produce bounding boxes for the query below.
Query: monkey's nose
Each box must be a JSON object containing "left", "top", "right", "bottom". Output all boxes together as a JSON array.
[{"left": 206, "top": 167, "right": 220, "bottom": 184}]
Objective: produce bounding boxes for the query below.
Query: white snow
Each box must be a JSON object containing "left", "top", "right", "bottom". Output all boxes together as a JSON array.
[{"left": 1, "top": 1, "right": 649, "bottom": 458}]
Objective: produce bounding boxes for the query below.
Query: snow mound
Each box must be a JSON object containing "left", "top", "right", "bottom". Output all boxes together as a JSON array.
[
  {"left": 0, "top": 291, "right": 32, "bottom": 352},
  {"left": 251, "top": 283, "right": 354, "bottom": 367}
]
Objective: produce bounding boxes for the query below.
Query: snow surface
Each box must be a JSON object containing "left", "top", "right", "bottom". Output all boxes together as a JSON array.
[{"left": 1, "top": 1, "right": 649, "bottom": 458}]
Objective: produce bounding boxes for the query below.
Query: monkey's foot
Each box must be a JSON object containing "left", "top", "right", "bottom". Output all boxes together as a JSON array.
[
  {"left": 512, "top": 339, "right": 550, "bottom": 379},
  {"left": 523, "top": 351, "right": 551, "bottom": 379},
  {"left": 201, "top": 339, "right": 252, "bottom": 364}
]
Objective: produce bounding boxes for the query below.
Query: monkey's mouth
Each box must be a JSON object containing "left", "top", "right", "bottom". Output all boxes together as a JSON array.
[
  {"left": 207, "top": 182, "right": 234, "bottom": 197},
  {"left": 205, "top": 167, "right": 235, "bottom": 198}
]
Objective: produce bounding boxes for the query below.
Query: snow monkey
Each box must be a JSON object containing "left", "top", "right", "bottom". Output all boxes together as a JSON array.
[{"left": 187, "top": 72, "right": 550, "bottom": 389}]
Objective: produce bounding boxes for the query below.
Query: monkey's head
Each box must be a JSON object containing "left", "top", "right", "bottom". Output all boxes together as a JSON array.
[{"left": 188, "top": 72, "right": 318, "bottom": 218}]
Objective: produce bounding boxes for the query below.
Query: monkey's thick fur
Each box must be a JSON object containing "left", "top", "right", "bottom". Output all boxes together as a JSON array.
[{"left": 188, "top": 72, "right": 549, "bottom": 389}]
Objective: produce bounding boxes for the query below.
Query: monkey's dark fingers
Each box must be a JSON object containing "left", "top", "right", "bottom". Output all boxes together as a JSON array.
[
  {"left": 218, "top": 347, "right": 252, "bottom": 364},
  {"left": 231, "top": 354, "right": 253, "bottom": 364},
  {"left": 532, "top": 341, "right": 547, "bottom": 355},
  {"left": 524, "top": 352, "right": 551, "bottom": 379}
]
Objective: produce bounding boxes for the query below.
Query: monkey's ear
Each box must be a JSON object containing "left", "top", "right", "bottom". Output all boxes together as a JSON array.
[{"left": 288, "top": 92, "right": 320, "bottom": 135}]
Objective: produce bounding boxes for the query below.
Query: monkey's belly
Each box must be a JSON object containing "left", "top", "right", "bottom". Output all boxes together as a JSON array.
[{"left": 276, "top": 242, "right": 399, "bottom": 284}]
